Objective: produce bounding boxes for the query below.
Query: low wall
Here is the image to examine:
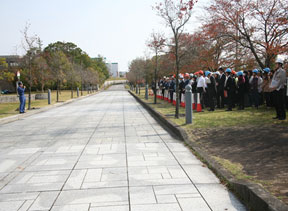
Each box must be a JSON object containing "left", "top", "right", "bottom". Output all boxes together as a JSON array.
[
  {"left": 35, "top": 93, "right": 48, "bottom": 100},
  {"left": 0, "top": 93, "right": 50, "bottom": 103}
]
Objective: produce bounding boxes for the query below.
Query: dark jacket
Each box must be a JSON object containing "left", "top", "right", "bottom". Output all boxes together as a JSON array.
[
  {"left": 207, "top": 76, "right": 216, "bottom": 96},
  {"left": 225, "top": 76, "right": 236, "bottom": 92},
  {"left": 219, "top": 74, "right": 226, "bottom": 90},
  {"left": 179, "top": 80, "right": 185, "bottom": 93},
  {"left": 17, "top": 87, "right": 25, "bottom": 96},
  {"left": 169, "top": 80, "right": 175, "bottom": 92}
]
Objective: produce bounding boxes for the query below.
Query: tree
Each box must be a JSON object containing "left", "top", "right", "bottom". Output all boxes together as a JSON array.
[
  {"left": 0, "top": 58, "right": 14, "bottom": 81},
  {"left": 206, "top": 0, "right": 288, "bottom": 69},
  {"left": 127, "top": 58, "right": 147, "bottom": 87},
  {"left": 33, "top": 54, "right": 50, "bottom": 92},
  {"left": 147, "top": 32, "right": 165, "bottom": 104},
  {"left": 44, "top": 50, "right": 71, "bottom": 102},
  {"left": 21, "top": 23, "right": 42, "bottom": 109},
  {"left": 155, "top": 0, "right": 197, "bottom": 118}
]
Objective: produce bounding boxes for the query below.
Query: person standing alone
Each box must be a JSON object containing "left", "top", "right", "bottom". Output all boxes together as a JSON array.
[
  {"left": 270, "top": 58, "right": 286, "bottom": 120},
  {"left": 17, "top": 81, "right": 26, "bottom": 114}
]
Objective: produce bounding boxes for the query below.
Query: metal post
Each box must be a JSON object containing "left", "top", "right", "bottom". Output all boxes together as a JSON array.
[
  {"left": 77, "top": 87, "right": 79, "bottom": 97},
  {"left": 139, "top": 85, "right": 141, "bottom": 95},
  {"left": 136, "top": 84, "right": 138, "bottom": 94},
  {"left": 185, "top": 85, "right": 193, "bottom": 124},
  {"left": 48, "top": 89, "right": 51, "bottom": 105},
  {"left": 145, "top": 84, "right": 148, "bottom": 100}
]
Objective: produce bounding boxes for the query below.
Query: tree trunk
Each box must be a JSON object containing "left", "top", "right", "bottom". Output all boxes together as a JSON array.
[
  {"left": 28, "top": 67, "right": 32, "bottom": 110},
  {"left": 28, "top": 86, "right": 31, "bottom": 110},
  {"left": 174, "top": 34, "right": 180, "bottom": 119},
  {"left": 41, "top": 83, "right": 44, "bottom": 93},
  {"left": 154, "top": 54, "right": 158, "bottom": 104},
  {"left": 56, "top": 80, "right": 59, "bottom": 102},
  {"left": 71, "top": 79, "right": 73, "bottom": 98}
]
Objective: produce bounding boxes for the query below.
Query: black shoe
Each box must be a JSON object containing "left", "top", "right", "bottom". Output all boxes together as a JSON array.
[
  {"left": 208, "top": 109, "right": 214, "bottom": 111},
  {"left": 272, "top": 117, "right": 279, "bottom": 119},
  {"left": 226, "top": 109, "right": 232, "bottom": 111}
]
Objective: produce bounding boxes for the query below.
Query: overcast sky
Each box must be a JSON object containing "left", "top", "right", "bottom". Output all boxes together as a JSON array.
[{"left": 0, "top": 0, "right": 210, "bottom": 72}]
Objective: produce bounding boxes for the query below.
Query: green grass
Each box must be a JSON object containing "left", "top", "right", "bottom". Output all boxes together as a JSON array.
[
  {"left": 213, "top": 156, "right": 255, "bottom": 181},
  {"left": 0, "top": 90, "right": 90, "bottom": 119},
  {"left": 133, "top": 88, "right": 288, "bottom": 128}
]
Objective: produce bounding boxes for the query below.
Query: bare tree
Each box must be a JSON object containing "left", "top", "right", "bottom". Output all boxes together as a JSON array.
[
  {"left": 21, "top": 23, "right": 41, "bottom": 109},
  {"left": 154, "top": 0, "right": 197, "bottom": 118},
  {"left": 148, "top": 32, "right": 166, "bottom": 104}
]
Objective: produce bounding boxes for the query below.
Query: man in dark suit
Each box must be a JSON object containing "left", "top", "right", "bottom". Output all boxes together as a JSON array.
[
  {"left": 217, "top": 67, "right": 226, "bottom": 108},
  {"left": 225, "top": 68, "right": 236, "bottom": 111}
]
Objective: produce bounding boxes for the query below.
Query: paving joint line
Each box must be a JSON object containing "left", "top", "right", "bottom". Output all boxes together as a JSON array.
[
  {"left": 122, "top": 91, "right": 132, "bottom": 211},
  {"left": 48, "top": 94, "right": 113, "bottom": 211},
  {"left": 135, "top": 103, "right": 213, "bottom": 211}
]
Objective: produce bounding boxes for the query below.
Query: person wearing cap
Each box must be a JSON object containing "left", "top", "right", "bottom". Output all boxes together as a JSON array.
[
  {"left": 206, "top": 71, "right": 216, "bottom": 111},
  {"left": 196, "top": 70, "right": 206, "bottom": 109},
  {"left": 270, "top": 58, "right": 286, "bottom": 120},
  {"left": 169, "top": 75, "right": 175, "bottom": 103},
  {"left": 218, "top": 67, "right": 226, "bottom": 108},
  {"left": 262, "top": 68, "right": 273, "bottom": 107},
  {"left": 214, "top": 71, "right": 220, "bottom": 108},
  {"left": 237, "top": 71, "right": 246, "bottom": 110},
  {"left": 159, "top": 76, "right": 166, "bottom": 99},
  {"left": 224, "top": 68, "right": 236, "bottom": 111},
  {"left": 17, "top": 81, "right": 26, "bottom": 114},
  {"left": 179, "top": 74, "right": 185, "bottom": 103},
  {"left": 249, "top": 69, "right": 263, "bottom": 109}
]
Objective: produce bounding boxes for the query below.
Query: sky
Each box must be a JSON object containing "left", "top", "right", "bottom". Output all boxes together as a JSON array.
[{"left": 0, "top": 0, "right": 210, "bottom": 72}]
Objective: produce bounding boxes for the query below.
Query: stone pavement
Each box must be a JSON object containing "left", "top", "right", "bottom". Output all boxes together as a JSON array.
[{"left": 0, "top": 85, "right": 247, "bottom": 211}]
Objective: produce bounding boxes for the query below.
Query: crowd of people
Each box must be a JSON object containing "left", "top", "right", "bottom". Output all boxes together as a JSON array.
[{"left": 157, "top": 58, "right": 287, "bottom": 120}]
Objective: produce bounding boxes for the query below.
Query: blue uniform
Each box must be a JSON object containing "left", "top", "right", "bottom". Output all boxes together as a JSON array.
[{"left": 17, "top": 87, "right": 26, "bottom": 113}]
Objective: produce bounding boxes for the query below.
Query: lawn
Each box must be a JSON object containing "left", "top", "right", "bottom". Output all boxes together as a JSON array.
[
  {"left": 0, "top": 90, "right": 90, "bottom": 119},
  {"left": 133, "top": 88, "right": 288, "bottom": 128}
]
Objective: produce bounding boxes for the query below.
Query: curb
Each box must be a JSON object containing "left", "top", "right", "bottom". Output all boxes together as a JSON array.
[
  {"left": 0, "top": 91, "right": 100, "bottom": 126},
  {"left": 129, "top": 90, "right": 288, "bottom": 211}
]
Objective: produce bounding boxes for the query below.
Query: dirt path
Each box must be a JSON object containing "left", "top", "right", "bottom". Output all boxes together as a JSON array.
[{"left": 187, "top": 125, "right": 288, "bottom": 204}]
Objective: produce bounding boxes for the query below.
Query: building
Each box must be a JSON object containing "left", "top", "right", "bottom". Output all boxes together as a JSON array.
[{"left": 106, "top": 62, "right": 118, "bottom": 77}]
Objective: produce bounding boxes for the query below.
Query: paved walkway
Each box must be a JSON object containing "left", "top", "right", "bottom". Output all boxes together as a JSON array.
[{"left": 0, "top": 85, "right": 246, "bottom": 211}]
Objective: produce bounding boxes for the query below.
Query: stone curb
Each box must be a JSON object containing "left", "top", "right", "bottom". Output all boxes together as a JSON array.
[
  {"left": 0, "top": 91, "right": 100, "bottom": 126},
  {"left": 129, "top": 90, "right": 288, "bottom": 211}
]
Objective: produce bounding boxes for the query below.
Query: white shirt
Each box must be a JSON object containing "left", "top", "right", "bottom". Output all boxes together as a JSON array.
[
  {"left": 197, "top": 76, "right": 206, "bottom": 88},
  {"left": 270, "top": 68, "right": 286, "bottom": 91}
]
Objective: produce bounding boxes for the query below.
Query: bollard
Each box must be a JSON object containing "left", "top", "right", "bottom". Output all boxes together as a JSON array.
[
  {"left": 77, "top": 87, "right": 79, "bottom": 97},
  {"left": 185, "top": 85, "right": 193, "bottom": 124},
  {"left": 136, "top": 85, "right": 139, "bottom": 94},
  {"left": 48, "top": 89, "right": 51, "bottom": 105},
  {"left": 145, "top": 84, "right": 148, "bottom": 100}
]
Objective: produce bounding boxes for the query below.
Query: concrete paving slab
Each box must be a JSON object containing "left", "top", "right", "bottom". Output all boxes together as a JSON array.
[{"left": 0, "top": 85, "right": 246, "bottom": 211}]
